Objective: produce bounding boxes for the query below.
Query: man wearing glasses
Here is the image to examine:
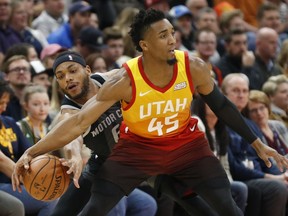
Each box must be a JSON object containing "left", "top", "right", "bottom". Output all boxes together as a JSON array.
[{"left": 1, "top": 55, "right": 31, "bottom": 121}]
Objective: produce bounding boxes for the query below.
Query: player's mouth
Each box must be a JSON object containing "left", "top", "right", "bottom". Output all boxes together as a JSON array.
[{"left": 67, "top": 83, "right": 77, "bottom": 90}]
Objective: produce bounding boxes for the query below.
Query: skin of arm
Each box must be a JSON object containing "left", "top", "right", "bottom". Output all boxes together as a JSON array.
[
  {"left": 12, "top": 69, "right": 127, "bottom": 191},
  {"left": 189, "top": 55, "right": 288, "bottom": 171},
  {"left": 58, "top": 109, "right": 85, "bottom": 188},
  {"left": 0, "top": 150, "right": 16, "bottom": 178}
]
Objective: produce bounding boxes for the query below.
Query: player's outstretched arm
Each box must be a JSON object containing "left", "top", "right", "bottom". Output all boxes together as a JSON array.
[{"left": 189, "top": 56, "right": 288, "bottom": 172}]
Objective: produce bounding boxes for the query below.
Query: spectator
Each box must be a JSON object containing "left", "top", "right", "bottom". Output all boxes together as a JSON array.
[
  {"left": 186, "top": 0, "right": 208, "bottom": 18},
  {"left": 4, "top": 42, "right": 38, "bottom": 62},
  {"left": 32, "top": 0, "right": 68, "bottom": 38},
  {"left": 246, "top": 27, "right": 283, "bottom": 90},
  {"left": 74, "top": 26, "right": 106, "bottom": 59},
  {"left": 1, "top": 55, "right": 31, "bottom": 121},
  {"left": 0, "top": 80, "right": 57, "bottom": 216},
  {"left": 40, "top": 43, "right": 67, "bottom": 68},
  {"left": 113, "top": 7, "right": 140, "bottom": 58},
  {"left": 192, "top": 28, "right": 223, "bottom": 86},
  {"left": 243, "top": 89, "right": 288, "bottom": 156},
  {"left": 216, "top": 29, "right": 255, "bottom": 77},
  {"left": 85, "top": 53, "right": 107, "bottom": 73},
  {"left": 0, "top": 0, "right": 22, "bottom": 65},
  {"left": 194, "top": 7, "right": 220, "bottom": 35},
  {"left": 47, "top": 1, "right": 92, "bottom": 48},
  {"left": 9, "top": 0, "right": 48, "bottom": 57},
  {"left": 30, "top": 60, "right": 53, "bottom": 90},
  {"left": 218, "top": 9, "right": 256, "bottom": 56},
  {"left": 221, "top": 73, "right": 288, "bottom": 216},
  {"left": 102, "top": 26, "right": 127, "bottom": 70},
  {"left": 17, "top": 84, "right": 50, "bottom": 145},
  {"left": 262, "top": 74, "right": 288, "bottom": 128},
  {"left": 169, "top": 5, "right": 194, "bottom": 51},
  {"left": 257, "top": 2, "right": 288, "bottom": 44}
]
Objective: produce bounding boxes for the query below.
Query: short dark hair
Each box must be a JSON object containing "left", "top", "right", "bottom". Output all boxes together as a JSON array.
[
  {"left": 257, "top": 2, "right": 278, "bottom": 21},
  {"left": 0, "top": 80, "right": 14, "bottom": 99},
  {"left": 224, "top": 29, "right": 246, "bottom": 44},
  {"left": 129, "top": 9, "right": 166, "bottom": 52}
]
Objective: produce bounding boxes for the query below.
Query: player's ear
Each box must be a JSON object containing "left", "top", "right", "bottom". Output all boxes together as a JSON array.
[
  {"left": 85, "top": 65, "right": 92, "bottom": 75},
  {"left": 139, "top": 40, "right": 148, "bottom": 51}
]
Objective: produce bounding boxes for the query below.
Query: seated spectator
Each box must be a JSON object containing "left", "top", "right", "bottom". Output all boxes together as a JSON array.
[
  {"left": 262, "top": 75, "right": 288, "bottom": 128},
  {"left": 32, "top": 0, "right": 68, "bottom": 38},
  {"left": 30, "top": 60, "right": 52, "bottom": 91},
  {"left": 40, "top": 43, "right": 67, "bottom": 68},
  {"left": 9, "top": 0, "right": 48, "bottom": 57},
  {"left": 1, "top": 55, "right": 31, "bottom": 121},
  {"left": 169, "top": 5, "right": 194, "bottom": 51},
  {"left": 17, "top": 84, "right": 50, "bottom": 145},
  {"left": 245, "top": 27, "right": 283, "bottom": 90},
  {"left": 243, "top": 89, "right": 288, "bottom": 156},
  {"left": 74, "top": 26, "right": 106, "bottom": 59},
  {"left": 85, "top": 53, "right": 107, "bottom": 73},
  {"left": 216, "top": 29, "right": 255, "bottom": 78},
  {"left": 47, "top": 1, "right": 93, "bottom": 49},
  {"left": 0, "top": 0, "right": 23, "bottom": 65},
  {"left": 192, "top": 28, "right": 223, "bottom": 86},
  {"left": 221, "top": 73, "right": 288, "bottom": 216},
  {"left": 4, "top": 43, "right": 38, "bottom": 62},
  {"left": 0, "top": 80, "right": 57, "bottom": 215}
]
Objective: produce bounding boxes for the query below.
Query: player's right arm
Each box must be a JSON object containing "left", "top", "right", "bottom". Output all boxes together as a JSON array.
[
  {"left": 58, "top": 109, "right": 84, "bottom": 188},
  {"left": 12, "top": 68, "right": 130, "bottom": 192}
]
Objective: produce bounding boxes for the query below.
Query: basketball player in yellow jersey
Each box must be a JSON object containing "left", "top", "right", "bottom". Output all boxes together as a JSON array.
[{"left": 13, "top": 9, "right": 288, "bottom": 216}]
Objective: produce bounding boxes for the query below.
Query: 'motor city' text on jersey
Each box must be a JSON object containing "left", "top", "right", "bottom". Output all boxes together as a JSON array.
[
  {"left": 61, "top": 74, "right": 122, "bottom": 158},
  {"left": 122, "top": 51, "right": 205, "bottom": 150}
]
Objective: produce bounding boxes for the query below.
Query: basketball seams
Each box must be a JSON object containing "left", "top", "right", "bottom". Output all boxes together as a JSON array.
[
  {"left": 28, "top": 155, "right": 51, "bottom": 198},
  {"left": 42, "top": 155, "right": 57, "bottom": 201}
]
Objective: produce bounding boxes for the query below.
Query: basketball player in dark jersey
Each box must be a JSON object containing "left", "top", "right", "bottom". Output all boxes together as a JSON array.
[
  {"left": 13, "top": 9, "right": 288, "bottom": 216},
  {"left": 49, "top": 71, "right": 157, "bottom": 215}
]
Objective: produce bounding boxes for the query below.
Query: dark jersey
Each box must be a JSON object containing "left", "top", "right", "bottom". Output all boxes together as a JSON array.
[{"left": 61, "top": 73, "right": 122, "bottom": 162}]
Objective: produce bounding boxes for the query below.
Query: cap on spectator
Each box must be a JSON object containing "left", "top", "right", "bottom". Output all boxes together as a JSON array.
[
  {"left": 79, "top": 27, "right": 107, "bottom": 51},
  {"left": 69, "top": 1, "right": 92, "bottom": 15},
  {"left": 40, "top": 44, "right": 67, "bottom": 60},
  {"left": 169, "top": 5, "right": 193, "bottom": 19},
  {"left": 30, "top": 60, "right": 53, "bottom": 77}
]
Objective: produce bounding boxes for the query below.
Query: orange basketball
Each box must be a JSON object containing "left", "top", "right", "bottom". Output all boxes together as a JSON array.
[{"left": 22, "top": 154, "right": 71, "bottom": 201}]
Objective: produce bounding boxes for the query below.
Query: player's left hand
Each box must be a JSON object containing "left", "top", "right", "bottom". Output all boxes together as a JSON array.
[
  {"left": 59, "top": 157, "right": 83, "bottom": 188},
  {"left": 251, "top": 138, "right": 288, "bottom": 172}
]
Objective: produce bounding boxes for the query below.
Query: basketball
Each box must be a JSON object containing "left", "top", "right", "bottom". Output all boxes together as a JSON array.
[{"left": 22, "top": 154, "right": 71, "bottom": 201}]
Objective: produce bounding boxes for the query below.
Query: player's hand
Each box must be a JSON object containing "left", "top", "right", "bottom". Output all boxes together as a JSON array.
[
  {"left": 59, "top": 157, "right": 83, "bottom": 188},
  {"left": 11, "top": 151, "right": 33, "bottom": 192},
  {"left": 252, "top": 138, "right": 288, "bottom": 172}
]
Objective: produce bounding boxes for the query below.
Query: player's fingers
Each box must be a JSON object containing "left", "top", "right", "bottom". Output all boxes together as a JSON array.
[
  {"left": 23, "top": 156, "right": 30, "bottom": 169},
  {"left": 11, "top": 173, "right": 22, "bottom": 192}
]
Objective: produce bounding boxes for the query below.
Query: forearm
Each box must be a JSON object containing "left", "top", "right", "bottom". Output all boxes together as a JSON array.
[
  {"left": 0, "top": 152, "right": 15, "bottom": 177},
  {"left": 200, "top": 85, "right": 257, "bottom": 144}
]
